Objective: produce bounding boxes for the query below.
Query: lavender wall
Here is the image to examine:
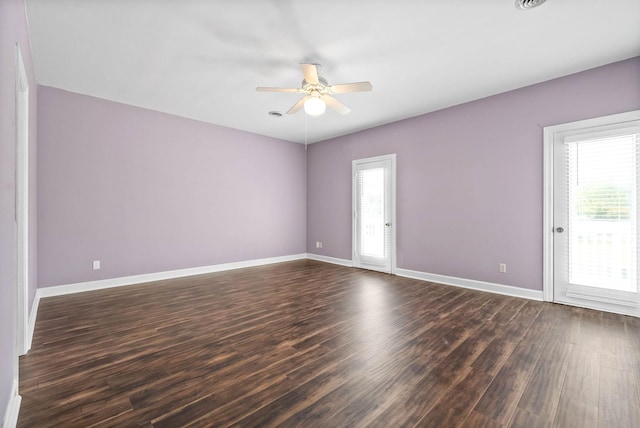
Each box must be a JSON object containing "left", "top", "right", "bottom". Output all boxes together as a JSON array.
[
  {"left": 37, "top": 87, "right": 306, "bottom": 287},
  {"left": 307, "top": 57, "right": 640, "bottom": 291},
  {"left": 0, "top": 0, "right": 38, "bottom": 421}
]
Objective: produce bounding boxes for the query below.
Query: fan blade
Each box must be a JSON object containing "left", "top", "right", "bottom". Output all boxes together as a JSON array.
[
  {"left": 322, "top": 95, "right": 351, "bottom": 115},
  {"left": 329, "top": 82, "right": 373, "bottom": 94},
  {"left": 300, "top": 63, "right": 319, "bottom": 85},
  {"left": 287, "top": 96, "right": 310, "bottom": 114},
  {"left": 256, "top": 87, "right": 300, "bottom": 93}
]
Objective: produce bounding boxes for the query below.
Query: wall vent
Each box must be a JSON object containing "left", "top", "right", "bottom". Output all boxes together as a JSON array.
[{"left": 516, "top": 0, "right": 547, "bottom": 9}]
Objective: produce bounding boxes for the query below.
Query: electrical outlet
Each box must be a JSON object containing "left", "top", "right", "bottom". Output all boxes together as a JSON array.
[
  {"left": 93, "top": 260, "right": 101, "bottom": 270},
  {"left": 499, "top": 263, "right": 507, "bottom": 273},
  {"left": 316, "top": 241, "right": 320, "bottom": 248}
]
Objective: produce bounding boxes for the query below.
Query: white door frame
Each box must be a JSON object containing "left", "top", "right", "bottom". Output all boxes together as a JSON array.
[
  {"left": 15, "top": 44, "right": 30, "bottom": 356},
  {"left": 543, "top": 110, "right": 640, "bottom": 312},
  {"left": 352, "top": 154, "right": 397, "bottom": 274}
]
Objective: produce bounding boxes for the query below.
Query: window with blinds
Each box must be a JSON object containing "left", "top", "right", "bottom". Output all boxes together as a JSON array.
[
  {"left": 358, "top": 167, "right": 386, "bottom": 258},
  {"left": 565, "top": 131, "right": 638, "bottom": 293}
]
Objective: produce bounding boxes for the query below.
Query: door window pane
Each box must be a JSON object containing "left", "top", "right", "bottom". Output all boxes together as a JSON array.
[
  {"left": 566, "top": 134, "right": 638, "bottom": 292},
  {"left": 359, "top": 168, "right": 385, "bottom": 258}
]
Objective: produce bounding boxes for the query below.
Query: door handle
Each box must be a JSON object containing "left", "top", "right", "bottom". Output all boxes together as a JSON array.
[
  {"left": 385, "top": 222, "right": 392, "bottom": 227},
  {"left": 555, "top": 227, "right": 564, "bottom": 233}
]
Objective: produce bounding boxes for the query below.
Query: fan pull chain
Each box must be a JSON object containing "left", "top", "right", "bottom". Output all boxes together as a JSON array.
[{"left": 305, "top": 112, "right": 308, "bottom": 150}]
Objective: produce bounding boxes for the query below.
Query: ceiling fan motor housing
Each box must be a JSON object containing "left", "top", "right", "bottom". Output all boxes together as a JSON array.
[{"left": 302, "top": 77, "right": 329, "bottom": 94}]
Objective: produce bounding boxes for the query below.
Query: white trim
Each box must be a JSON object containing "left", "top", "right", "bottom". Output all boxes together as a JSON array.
[
  {"left": 36, "top": 256, "right": 541, "bottom": 301},
  {"left": 390, "top": 155, "right": 397, "bottom": 274},
  {"left": 15, "top": 44, "right": 29, "bottom": 356},
  {"left": 564, "top": 291, "right": 638, "bottom": 308},
  {"left": 306, "top": 253, "right": 353, "bottom": 267},
  {"left": 396, "top": 268, "right": 544, "bottom": 301},
  {"left": 543, "top": 110, "right": 640, "bottom": 310},
  {"left": 36, "top": 254, "right": 307, "bottom": 298},
  {"left": 2, "top": 379, "right": 21, "bottom": 428},
  {"left": 25, "top": 294, "right": 40, "bottom": 353},
  {"left": 555, "top": 296, "right": 639, "bottom": 318},
  {"left": 352, "top": 153, "right": 397, "bottom": 274},
  {"left": 544, "top": 110, "right": 640, "bottom": 136},
  {"left": 543, "top": 124, "right": 555, "bottom": 302}
]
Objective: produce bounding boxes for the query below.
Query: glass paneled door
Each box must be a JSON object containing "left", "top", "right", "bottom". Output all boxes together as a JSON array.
[
  {"left": 353, "top": 154, "right": 396, "bottom": 273},
  {"left": 549, "top": 113, "right": 639, "bottom": 316}
]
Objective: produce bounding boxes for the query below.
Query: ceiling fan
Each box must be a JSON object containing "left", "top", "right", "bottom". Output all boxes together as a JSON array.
[{"left": 256, "top": 63, "right": 372, "bottom": 116}]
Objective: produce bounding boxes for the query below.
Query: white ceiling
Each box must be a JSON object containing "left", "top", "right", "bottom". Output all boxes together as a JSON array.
[{"left": 26, "top": 0, "right": 640, "bottom": 144}]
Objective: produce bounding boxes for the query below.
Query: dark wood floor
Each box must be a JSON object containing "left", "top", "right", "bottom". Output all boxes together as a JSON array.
[{"left": 18, "top": 260, "right": 640, "bottom": 427}]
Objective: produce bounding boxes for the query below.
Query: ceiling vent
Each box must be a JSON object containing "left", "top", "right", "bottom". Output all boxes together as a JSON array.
[{"left": 516, "top": 0, "right": 547, "bottom": 9}]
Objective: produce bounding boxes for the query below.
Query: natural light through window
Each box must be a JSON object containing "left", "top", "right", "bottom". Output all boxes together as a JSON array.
[
  {"left": 359, "top": 168, "right": 385, "bottom": 258},
  {"left": 566, "top": 133, "right": 638, "bottom": 292}
]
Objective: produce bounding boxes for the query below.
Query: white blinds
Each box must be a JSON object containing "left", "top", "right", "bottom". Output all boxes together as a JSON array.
[
  {"left": 358, "top": 167, "right": 386, "bottom": 258},
  {"left": 565, "top": 131, "right": 639, "bottom": 292}
]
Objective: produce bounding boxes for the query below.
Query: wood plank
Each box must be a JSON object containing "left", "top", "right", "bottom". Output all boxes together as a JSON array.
[
  {"left": 598, "top": 365, "right": 640, "bottom": 428},
  {"left": 514, "top": 339, "right": 572, "bottom": 420},
  {"left": 560, "top": 344, "right": 600, "bottom": 406},
  {"left": 473, "top": 303, "right": 551, "bottom": 424},
  {"left": 553, "top": 391, "right": 598, "bottom": 428},
  {"left": 16, "top": 260, "right": 640, "bottom": 427},
  {"left": 229, "top": 368, "right": 350, "bottom": 426},
  {"left": 463, "top": 410, "right": 504, "bottom": 428},
  {"left": 414, "top": 368, "right": 494, "bottom": 427},
  {"left": 509, "top": 408, "right": 552, "bottom": 428}
]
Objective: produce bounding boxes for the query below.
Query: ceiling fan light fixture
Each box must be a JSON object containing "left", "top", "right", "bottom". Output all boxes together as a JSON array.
[
  {"left": 304, "top": 96, "right": 326, "bottom": 116},
  {"left": 257, "top": 63, "right": 371, "bottom": 116}
]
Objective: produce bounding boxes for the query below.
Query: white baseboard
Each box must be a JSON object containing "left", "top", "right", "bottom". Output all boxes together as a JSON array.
[
  {"left": 25, "top": 294, "right": 40, "bottom": 353},
  {"left": 555, "top": 295, "right": 639, "bottom": 318},
  {"left": 306, "top": 256, "right": 542, "bottom": 301},
  {"left": 33, "top": 254, "right": 541, "bottom": 306},
  {"left": 306, "top": 253, "right": 353, "bottom": 267},
  {"left": 2, "top": 380, "right": 21, "bottom": 428},
  {"left": 36, "top": 254, "right": 307, "bottom": 299},
  {"left": 395, "top": 268, "right": 544, "bottom": 301}
]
